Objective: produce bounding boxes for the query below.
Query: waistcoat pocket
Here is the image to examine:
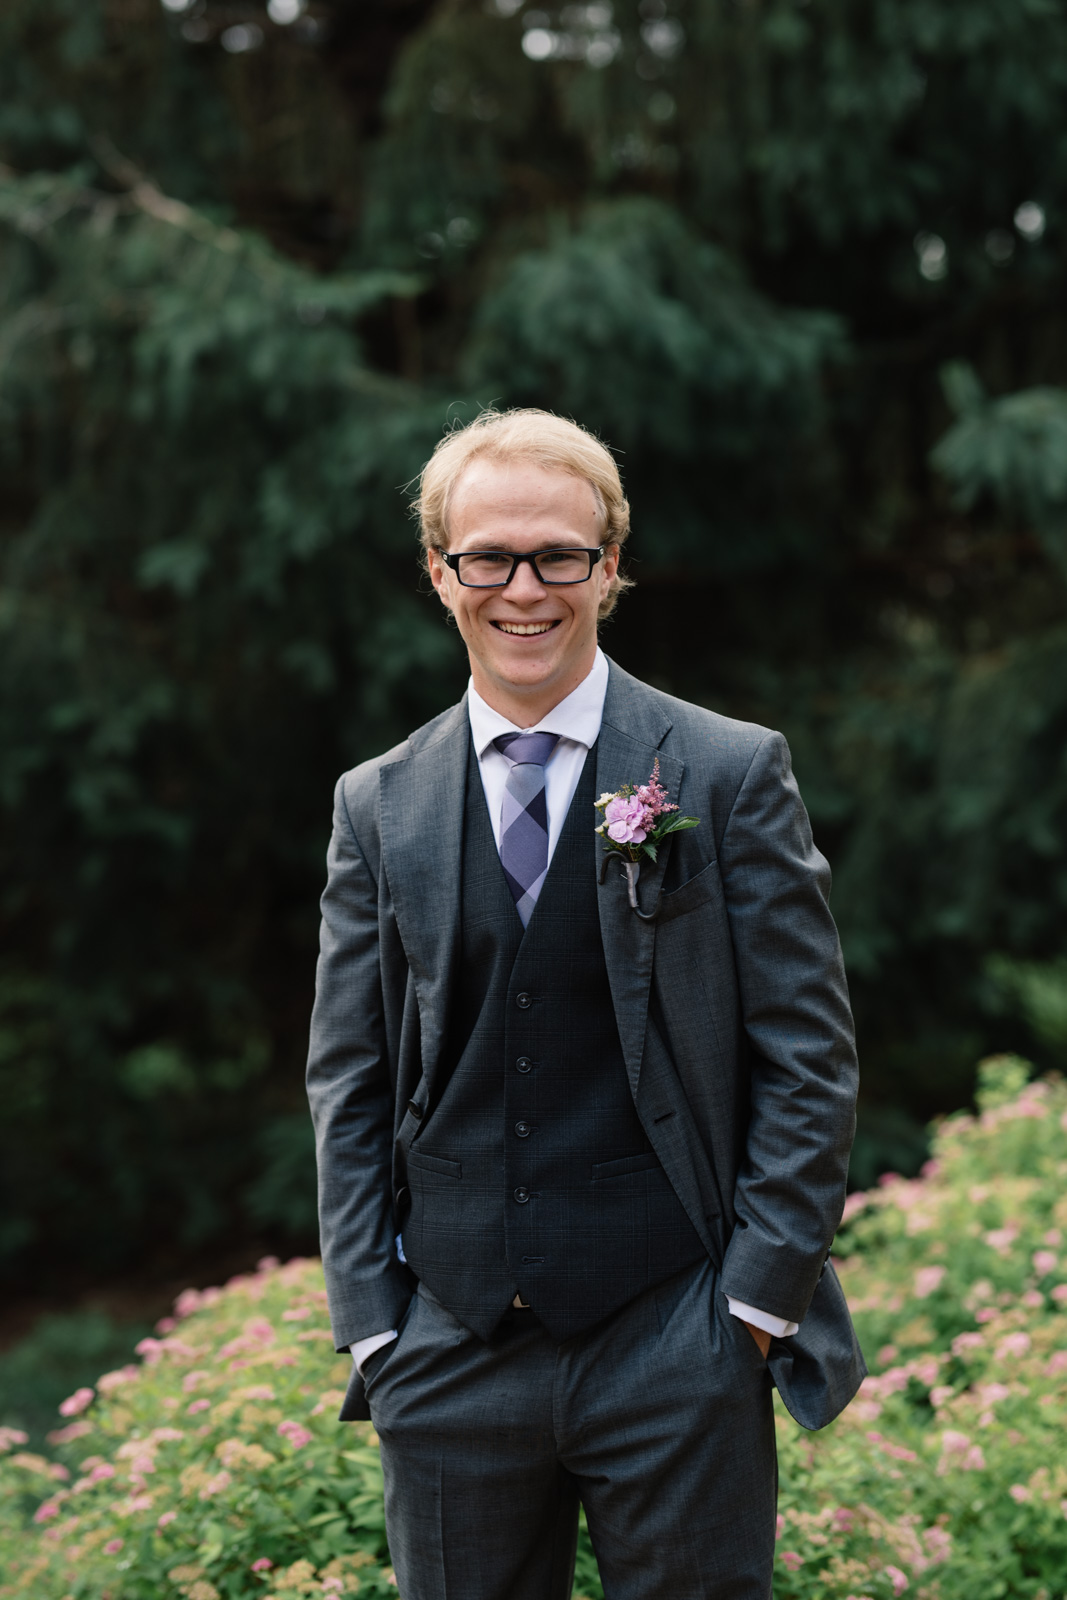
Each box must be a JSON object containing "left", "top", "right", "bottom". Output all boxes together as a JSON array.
[{"left": 408, "top": 1149, "right": 462, "bottom": 1180}]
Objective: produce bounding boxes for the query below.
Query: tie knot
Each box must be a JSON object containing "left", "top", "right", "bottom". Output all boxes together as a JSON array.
[{"left": 493, "top": 731, "right": 560, "bottom": 768}]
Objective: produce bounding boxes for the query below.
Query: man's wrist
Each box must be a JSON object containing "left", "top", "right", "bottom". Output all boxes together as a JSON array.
[
  {"left": 350, "top": 1329, "right": 398, "bottom": 1375},
  {"left": 726, "top": 1298, "right": 798, "bottom": 1339}
]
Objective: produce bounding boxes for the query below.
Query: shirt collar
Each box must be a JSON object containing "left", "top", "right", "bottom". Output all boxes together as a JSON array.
[{"left": 467, "top": 647, "right": 609, "bottom": 758}]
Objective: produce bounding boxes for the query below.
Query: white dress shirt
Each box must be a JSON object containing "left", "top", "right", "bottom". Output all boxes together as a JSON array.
[{"left": 351, "top": 649, "right": 796, "bottom": 1372}]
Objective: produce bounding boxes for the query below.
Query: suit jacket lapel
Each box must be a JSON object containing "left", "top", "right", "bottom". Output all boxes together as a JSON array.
[
  {"left": 379, "top": 699, "right": 469, "bottom": 1104},
  {"left": 595, "top": 660, "right": 682, "bottom": 1096}
]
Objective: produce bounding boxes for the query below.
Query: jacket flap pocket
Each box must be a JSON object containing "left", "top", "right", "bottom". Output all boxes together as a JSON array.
[{"left": 657, "top": 860, "right": 721, "bottom": 924}]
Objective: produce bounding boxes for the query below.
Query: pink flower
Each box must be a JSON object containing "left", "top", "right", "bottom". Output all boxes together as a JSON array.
[
  {"left": 840, "top": 1191, "right": 870, "bottom": 1223},
  {"left": 89, "top": 1462, "right": 116, "bottom": 1482},
  {"left": 930, "top": 1385, "right": 954, "bottom": 1407},
  {"left": 103, "top": 1537, "right": 124, "bottom": 1555},
  {"left": 961, "top": 1446, "right": 986, "bottom": 1471},
  {"left": 985, "top": 1227, "right": 1018, "bottom": 1255},
  {"left": 98, "top": 1366, "right": 140, "bottom": 1394},
  {"left": 1051, "top": 1284, "right": 1067, "bottom": 1304},
  {"left": 1033, "top": 1250, "right": 1058, "bottom": 1276},
  {"left": 251, "top": 1557, "right": 274, "bottom": 1571},
  {"left": 155, "top": 1316, "right": 177, "bottom": 1334},
  {"left": 975, "top": 1307, "right": 998, "bottom": 1323},
  {"left": 182, "top": 1371, "right": 210, "bottom": 1393},
  {"left": 46, "top": 1421, "right": 92, "bottom": 1446},
  {"left": 876, "top": 1344, "right": 898, "bottom": 1366},
  {"left": 237, "top": 1385, "right": 275, "bottom": 1401},
  {"left": 125, "top": 1493, "right": 154, "bottom": 1512},
  {"left": 282, "top": 1307, "right": 311, "bottom": 1321},
  {"left": 58, "top": 1387, "right": 94, "bottom": 1417},
  {"left": 951, "top": 1331, "right": 985, "bottom": 1356},
  {"left": 0, "top": 1426, "right": 29, "bottom": 1450},
  {"left": 244, "top": 1317, "right": 276, "bottom": 1345},
  {"left": 34, "top": 1502, "right": 61, "bottom": 1523},
  {"left": 322, "top": 1582, "right": 344, "bottom": 1594},
  {"left": 833, "top": 1507, "right": 855, "bottom": 1532},
  {"left": 914, "top": 1265, "right": 946, "bottom": 1299},
  {"left": 151, "top": 1427, "right": 184, "bottom": 1443},
  {"left": 885, "top": 1566, "right": 908, "bottom": 1595},
  {"left": 605, "top": 795, "right": 650, "bottom": 845},
  {"left": 997, "top": 1331, "right": 1031, "bottom": 1359},
  {"left": 174, "top": 1288, "right": 202, "bottom": 1318},
  {"left": 1009, "top": 1484, "right": 1030, "bottom": 1503},
  {"left": 1045, "top": 1350, "right": 1067, "bottom": 1374},
  {"left": 199, "top": 1470, "right": 231, "bottom": 1498},
  {"left": 1022, "top": 1290, "right": 1044, "bottom": 1309},
  {"left": 135, "top": 1338, "right": 164, "bottom": 1364},
  {"left": 257, "top": 1256, "right": 280, "bottom": 1271},
  {"left": 157, "top": 1511, "right": 177, "bottom": 1528},
  {"left": 779, "top": 1550, "right": 804, "bottom": 1572},
  {"left": 775, "top": 1513, "right": 785, "bottom": 1539},
  {"left": 276, "top": 1420, "right": 313, "bottom": 1450},
  {"left": 922, "top": 1526, "right": 952, "bottom": 1563},
  {"left": 187, "top": 1399, "right": 211, "bottom": 1415}
]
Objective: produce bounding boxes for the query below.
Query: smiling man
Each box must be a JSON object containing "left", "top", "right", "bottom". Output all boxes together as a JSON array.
[{"left": 307, "top": 409, "right": 864, "bottom": 1600}]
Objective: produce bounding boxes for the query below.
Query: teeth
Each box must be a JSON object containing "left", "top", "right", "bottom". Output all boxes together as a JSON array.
[{"left": 496, "top": 622, "right": 555, "bottom": 635}]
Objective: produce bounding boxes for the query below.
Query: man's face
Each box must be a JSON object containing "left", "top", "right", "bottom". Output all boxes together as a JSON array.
[{"left": 427, "top": 458, "right": 619, "bottom": 719}]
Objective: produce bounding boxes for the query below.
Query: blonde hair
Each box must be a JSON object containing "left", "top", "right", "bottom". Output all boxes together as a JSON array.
[{"left": 413, "top": 408, "right": 634, "bottom": 620}]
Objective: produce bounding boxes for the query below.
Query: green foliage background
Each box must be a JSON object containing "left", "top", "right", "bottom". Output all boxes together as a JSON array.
[{"left": 2, "top": 0, "right": 1067, "bottom": 1296}]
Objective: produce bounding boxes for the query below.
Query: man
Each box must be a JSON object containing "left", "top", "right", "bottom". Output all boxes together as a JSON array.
[{"left": 307, "top": 409, "right": 864, "bottom": 1600}]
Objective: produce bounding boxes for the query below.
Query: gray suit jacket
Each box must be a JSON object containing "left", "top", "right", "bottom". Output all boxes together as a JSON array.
[{"left": 307, "top": 659, "right": 865, "bottom": 1428}]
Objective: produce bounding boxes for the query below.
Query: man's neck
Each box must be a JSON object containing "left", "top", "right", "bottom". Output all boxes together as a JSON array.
[{"left": 469, "top": 655, "right": 599, "bottom": 727}]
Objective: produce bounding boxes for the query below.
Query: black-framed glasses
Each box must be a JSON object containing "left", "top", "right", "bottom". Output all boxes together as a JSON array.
[{"left": 437, "top": 546, "right": 606, "bottom": 588}]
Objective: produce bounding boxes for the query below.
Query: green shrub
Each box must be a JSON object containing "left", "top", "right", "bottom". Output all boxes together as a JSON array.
[{"left": 2, "top": 1056, "right": 1067, "bottom": 1599}]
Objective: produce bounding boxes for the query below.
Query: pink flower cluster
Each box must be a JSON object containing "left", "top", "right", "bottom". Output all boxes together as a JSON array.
[
  {"left": 601, "top": 761, "right": 678, "bottom": 846},
  {"left": 276, "top": 1419, "right": 313, "bottom": 1450}
]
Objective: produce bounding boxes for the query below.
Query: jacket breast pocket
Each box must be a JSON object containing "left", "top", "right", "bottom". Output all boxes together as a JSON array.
[{"left": 656, "top": 859, "right": 721, "bottom": 924}]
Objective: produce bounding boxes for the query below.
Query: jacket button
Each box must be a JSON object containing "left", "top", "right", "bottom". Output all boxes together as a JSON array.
[
  {"left": 514, "top": 1121, "right": 531, "bottom": 1138},
  {"left": 513, "top": 1186, "right": 530, "bottom": 1204},
  {"left": 407, "top": 1100, "right": 423, "bottom": 1120},
  {"left": 516, "top": 992, "right": 532, "bottom": 1009},
  {"left": 516, "top": 1057, "right": 534, "bottom": 1073}
]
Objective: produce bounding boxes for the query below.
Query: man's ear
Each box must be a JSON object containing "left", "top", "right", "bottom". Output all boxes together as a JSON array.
[{"left": 426, "top": 547, "right": 453, "bottom": 610}]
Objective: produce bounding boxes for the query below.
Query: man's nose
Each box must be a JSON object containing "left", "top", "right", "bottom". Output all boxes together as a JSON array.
[{"left": 506, "top": 558, "right": 548, "bottom": 600}]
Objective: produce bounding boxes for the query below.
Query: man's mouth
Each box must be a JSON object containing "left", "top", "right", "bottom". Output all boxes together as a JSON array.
[{"left": 490, "top": 621, "right": 560, "bottom": 635}]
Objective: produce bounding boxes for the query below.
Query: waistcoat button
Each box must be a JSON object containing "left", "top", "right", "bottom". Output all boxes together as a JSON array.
[
  {"left": 516, "top": 1057, "right": 534, "bottom": 1073},
  {"left": 516, "top": 991, "right": 532, "bottom": 1009},
  {"left": 514, "top": 1121, "right": 531, "bottom": 1138},
  {"left": 513, "top": 1186, "right": 530, "bottom": 1204}
]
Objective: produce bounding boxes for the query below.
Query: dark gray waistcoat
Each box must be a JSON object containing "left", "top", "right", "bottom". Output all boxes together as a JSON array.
[{"left": 401, "top": 738, "right": 704, "bottom": 1342}]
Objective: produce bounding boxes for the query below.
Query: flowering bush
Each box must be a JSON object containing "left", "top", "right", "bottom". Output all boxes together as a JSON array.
[
  {"left": 774, "top": 1056, "right": 1067, "bottom": 1600},
  {"left": 2, "top": 1055, "right": 1066, "bottom": 1599},
  {"left": 0, "top": 1259, "right": 397, "bottom": 1599}
]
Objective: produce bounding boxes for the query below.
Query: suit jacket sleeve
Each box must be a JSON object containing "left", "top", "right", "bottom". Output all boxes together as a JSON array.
[
  {"left": 717, "top": 731, "right": 858, "bottom": 1326},
  {"left": 306, "top": 775, "right": 411, "bottom": 1352}
]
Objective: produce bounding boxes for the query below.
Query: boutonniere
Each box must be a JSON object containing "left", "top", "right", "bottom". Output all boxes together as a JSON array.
[{"left": 595, "top": 759, "right": 700, "bottom": 919}]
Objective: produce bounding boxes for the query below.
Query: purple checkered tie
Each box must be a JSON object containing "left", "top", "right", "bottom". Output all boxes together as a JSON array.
[{"left": 493, "top": 731, "right": 560, "bottom": 926}]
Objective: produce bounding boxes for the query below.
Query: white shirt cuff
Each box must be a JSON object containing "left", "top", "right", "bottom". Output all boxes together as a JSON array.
[
  {"left": 726, "top": 1298, "right": 798, "bottom": 1338},
  {"left": 350, "top": 1329, "right": 398, "bottom": 1375}
]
